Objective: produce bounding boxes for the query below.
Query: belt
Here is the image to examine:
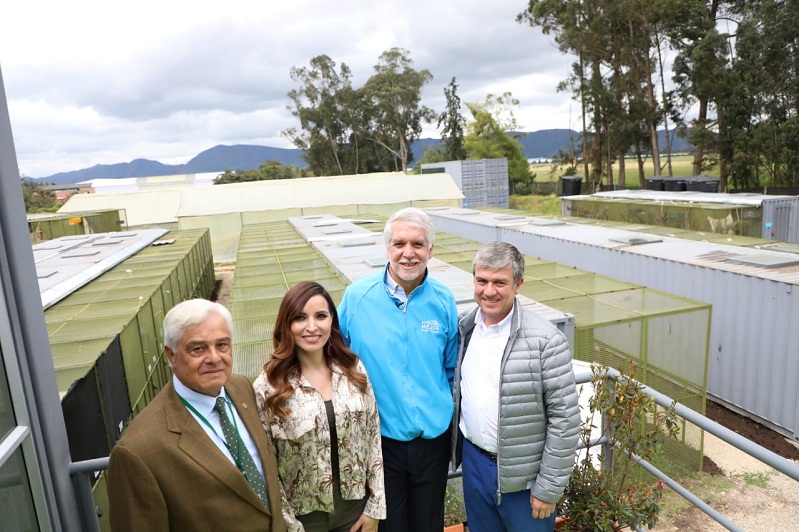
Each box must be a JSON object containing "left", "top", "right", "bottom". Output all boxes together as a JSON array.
[{"left": 473, "top": 443, "right": 497, "bottom": 462}]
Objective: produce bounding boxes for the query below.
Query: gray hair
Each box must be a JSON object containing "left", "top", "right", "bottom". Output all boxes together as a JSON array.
[
  {"left": 383, "top": 207, "right": 435, "bottom": 249},
  {"left": 163, "top": 299, "right": 234, "bottom": 352},
  {"left": 472, "top": 242, "right": 525, "bottom": 285}
]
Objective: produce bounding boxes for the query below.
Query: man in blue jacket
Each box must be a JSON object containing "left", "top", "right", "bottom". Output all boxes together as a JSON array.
[
  {"left": 338, "top": 207, "right": 459, "bottom": 532},
  {"left": 453, "top": 242, "right": 580, "bottom": 531}
]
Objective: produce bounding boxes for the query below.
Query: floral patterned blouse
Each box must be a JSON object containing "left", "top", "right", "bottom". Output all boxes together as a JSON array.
[{"left": 253, "top": 360, "right": 386, "bottom": 520}]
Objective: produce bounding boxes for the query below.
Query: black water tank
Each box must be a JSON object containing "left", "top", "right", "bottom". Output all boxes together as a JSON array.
[
  {"left": 561, "top": 176, "right": 583, "bottom": 196},
  {"left": 646, "top": 178, "right": 664, "bottom": 191},
  {"left": 686, "top": 174, "right": 720, "bottom": 193},
  {"left": 663, "top": 177, "right": 687, "bottom": 191}
]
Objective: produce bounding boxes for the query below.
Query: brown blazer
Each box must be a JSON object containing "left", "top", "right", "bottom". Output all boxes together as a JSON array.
[{"left": 107, "top": 374, "right": 287, "bottom": 532}]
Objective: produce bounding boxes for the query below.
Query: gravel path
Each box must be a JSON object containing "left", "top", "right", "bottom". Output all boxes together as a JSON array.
[{"left": 653, "top": 427, "right": 799, "bottom": 531}]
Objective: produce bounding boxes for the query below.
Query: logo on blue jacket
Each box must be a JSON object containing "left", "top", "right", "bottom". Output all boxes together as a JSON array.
[{"left": 421, "top": 319, "right": 440, "bottom": 333}]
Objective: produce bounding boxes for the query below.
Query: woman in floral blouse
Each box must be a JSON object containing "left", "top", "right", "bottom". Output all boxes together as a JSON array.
[{"left": 253, "top": 281, "right": 385, "bottom": 532}]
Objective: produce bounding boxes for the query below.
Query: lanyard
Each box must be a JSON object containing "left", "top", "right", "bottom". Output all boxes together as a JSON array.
[{"left": 179, "top": 395, "right": 244, "bottom": 471}]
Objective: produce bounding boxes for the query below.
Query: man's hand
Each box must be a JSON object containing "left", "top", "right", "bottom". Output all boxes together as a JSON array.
[
  {"left": 349, "top": 514, "right": 378, "bottom": 532},
  {"left": 531, "top": 495, "right": 555, "bottom": 520}
]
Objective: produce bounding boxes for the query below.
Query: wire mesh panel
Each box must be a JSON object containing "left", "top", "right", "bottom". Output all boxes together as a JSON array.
[
  {"left": 230, "top": 221, "right": 348, "bottom": 377},
  {"left": 46, "top": 227, "right": 215, "bottom": 505},
  {"left": 436, "top": 230, "right": 710, "bottom": 473}
]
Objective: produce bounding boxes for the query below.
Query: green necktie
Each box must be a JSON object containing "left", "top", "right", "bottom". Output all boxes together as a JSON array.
[{"left": 214, "top": 396, "right": 270, "bottom": 510}]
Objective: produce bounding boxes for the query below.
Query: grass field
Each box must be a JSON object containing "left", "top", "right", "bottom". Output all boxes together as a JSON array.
[
  {"left": 530, "top": 155, "right": 716, "bottom": 183},
  {"left": 509, "top": 194, "right": 562, "bottom": 215}
]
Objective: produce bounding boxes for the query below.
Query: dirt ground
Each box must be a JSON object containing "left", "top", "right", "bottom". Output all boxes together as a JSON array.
[
  {"left": 211, "top": 263, "right": 235, "bottom": 306},
  {"left": 705, "top": 401, "right": 799, "bottom": 462},
  {"left": 652, "top": 401, "right": 799, "bottom": 531}
]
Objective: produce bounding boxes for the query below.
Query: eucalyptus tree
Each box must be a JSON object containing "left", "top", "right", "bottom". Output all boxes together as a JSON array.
[
  {"left": 518, "top": 0, "right": 624, "bottom": 188},
  {"left": 668, "top": 0, "right": 736, "bottom": 183},
  {"left": 283, "top": 55, "right": 355, "bottom": 175},
  {"left": 361, "top": 48, "right": 435, "bottom": 172},
  {"left": 213, "top": 162, "right": 306, "bottom": 184},
  {"left": 520, "top": 0, "right": 678, "bottom": 189},
  {"left": 21, "top": 179, "right": 56, "bottom": 212},
  {"left": 726, "top": 0, "right": 799, "bottom": 189},
  {"left": 438, "top": 77, "right": 467, "bottom": 161}
]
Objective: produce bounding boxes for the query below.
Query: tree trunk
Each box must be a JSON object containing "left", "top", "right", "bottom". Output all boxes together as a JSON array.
[
  {"left": 692, "top": 98, "right": 708, "bottom": 176},
  {"left": 636, "top": 141, "right": 646, "bottom": 188},
  {"left": 591, "top": 61, "right": 604, "bottom": 188},
  {"left": 580, "top": 54, "right": 591, "bottom": 185},
  {"left": 656, "top": 33, "right": 674, "bottom": 176}
]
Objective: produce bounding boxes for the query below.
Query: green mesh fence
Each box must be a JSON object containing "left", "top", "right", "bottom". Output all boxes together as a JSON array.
[
  {"left": 436, "top": 231, "right": 710, "bottom": 474},
  {"left": 49, "top": 228, "right": 215, "bottom": 398},
  {"left": 29, "top": 209, "right": 125, "bottom": 243},
  {"left": 228, "top": 219, "right": 711, "bottom": 475},
  {"left": 229, "top": 221, "right": 348, "bottom": 378},
  {"left": 565, "top": 197, "right": 765, "bottom": 237}
]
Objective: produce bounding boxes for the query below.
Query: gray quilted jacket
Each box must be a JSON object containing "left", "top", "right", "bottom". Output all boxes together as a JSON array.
[{"left": 451, "top": 299, "right": 580, "bottom": 504}]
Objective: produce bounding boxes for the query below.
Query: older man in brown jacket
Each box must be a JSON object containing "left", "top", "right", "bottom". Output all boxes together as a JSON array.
[{"left": 107, "top": 299, "right": 292, "bottom": 531}]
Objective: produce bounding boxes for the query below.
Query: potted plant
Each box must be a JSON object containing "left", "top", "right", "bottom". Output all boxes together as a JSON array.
[
  {"left": 556, "top": 364, "right": 679, "bottom": 531},
  {"left": 444, "top": 478, "right": 467, "bottom": 531}
]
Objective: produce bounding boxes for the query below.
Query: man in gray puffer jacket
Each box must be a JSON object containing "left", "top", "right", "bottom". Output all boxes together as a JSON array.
[{"left": 452, "top": 242, "right": 580, "bottom": 532}]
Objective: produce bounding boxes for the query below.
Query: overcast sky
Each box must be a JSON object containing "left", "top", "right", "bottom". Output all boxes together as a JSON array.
[{"left": 1, "top": 0, "right": 579, "bottom": 178}]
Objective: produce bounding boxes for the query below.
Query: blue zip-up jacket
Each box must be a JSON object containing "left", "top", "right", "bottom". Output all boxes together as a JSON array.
[{"left": 338, "top": 265, "right": 459, "bottom": 441}]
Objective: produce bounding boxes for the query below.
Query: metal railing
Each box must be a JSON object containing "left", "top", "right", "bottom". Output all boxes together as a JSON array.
[
  {"left": 71, "top": 366, "right": 799, "bottom": 531},
  {"left": 596, "top": 366, "right": 796, "bottom": 531}
]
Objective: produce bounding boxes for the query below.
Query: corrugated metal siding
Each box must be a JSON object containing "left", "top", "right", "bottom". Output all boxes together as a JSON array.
[
  {"left": 762, "top": 197, "right": 799, "bottom": 242},
  {"left": 422, "top": 159, "right": 509, "bottom": 209},
  {"left": 428, "top": 208, "right": 799, "bottom": 438}
]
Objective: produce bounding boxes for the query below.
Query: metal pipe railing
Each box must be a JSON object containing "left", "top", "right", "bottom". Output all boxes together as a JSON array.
[
  {"left": 603, "top": 367, "right": 799, "bottom": 483},
  {"left": 589, "top": 367, "right": 799, "bottom": 529},
  {"left": 68, "top": 458, "right": 107, "bottom": 532},
  {"left": 629, "top": 450, "right": 744, "bottom": 532}
]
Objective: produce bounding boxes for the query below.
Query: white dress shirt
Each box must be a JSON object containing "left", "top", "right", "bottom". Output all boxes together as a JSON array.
[
  {"left": 385, "top": 268, "right": 409, "bottom": 303},
  {"left": 458, "top": 309, "right": 512, "bottom": 454},
  {"left": 173, "top": 375, "right": 265, "bottom": 479}
]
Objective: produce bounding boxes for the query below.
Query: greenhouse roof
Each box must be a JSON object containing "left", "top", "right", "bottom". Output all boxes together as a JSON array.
[
  {"left": 59, "top": 172, "right": 464, "bottom": 225},
  {"left": 176, "top": 172, "right": 463, "bottom": 216},
  {"left": 45, "top": 228, "right": 212, "bottom": 394},
  {"left": 59, "top": 189, "right": 183, "bottom": 226},
  {"left": 34, "top": 228, "right": 168, "bottom": 309},
  {"left": 589, "top": 189, "right": 793, "bottom": 206}
]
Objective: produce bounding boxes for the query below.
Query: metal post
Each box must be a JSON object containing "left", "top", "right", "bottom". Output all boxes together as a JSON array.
[
  {"left": 601, "top": 373, "right": 614, "bottom": 474},
  {"left": 0, "top": 64, "right": 83, "bottom": 530},
  {"left": 70, "top": 473, "right": 101, "bottom": 532}
]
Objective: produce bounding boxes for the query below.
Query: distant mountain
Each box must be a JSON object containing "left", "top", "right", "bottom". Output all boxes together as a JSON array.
[
  {"left": 181, "top": 145, "right": 307, "bottom": 173},
  {"left": 39, "top": 130, "right": 692, "bottom": 185},
  {"left": 42, "top": 145, "right": 306, "bottom": 185},
  {"left": 43, "top": 159, "right": 176, "bottom": 185},
  {"left": 514, "top": 128, "right": 692, "bottom": 159},
  {"left": 516, "top": 129, "right": 575, "bottom": 158}
]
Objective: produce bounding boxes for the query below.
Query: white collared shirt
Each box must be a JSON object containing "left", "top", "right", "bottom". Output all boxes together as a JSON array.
[
  {"left": 458, "top": 309, "right": 512, "bottom": 454},
  {"left": 173, "top": 375, "right": 265, "bottom": 479},
  {"left": 384, "top": 268, "right": 408, "bottom": 303}
]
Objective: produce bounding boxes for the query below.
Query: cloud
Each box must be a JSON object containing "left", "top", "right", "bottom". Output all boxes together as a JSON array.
[{"left": 1, "top": 0, "right": 576, "bottom": 177}]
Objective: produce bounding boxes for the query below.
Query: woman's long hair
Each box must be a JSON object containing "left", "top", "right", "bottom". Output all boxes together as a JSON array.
[{"left": 264, "top": 281, "right": 367, "bottom": 420}]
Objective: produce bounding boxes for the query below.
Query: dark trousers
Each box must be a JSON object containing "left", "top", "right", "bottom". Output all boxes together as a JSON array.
[
  {"left": 462, "top": 439, "right": 555, "bottom": 532},
  {"left": 378, "top": 431, "right": 450, "bottom": 532}
]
